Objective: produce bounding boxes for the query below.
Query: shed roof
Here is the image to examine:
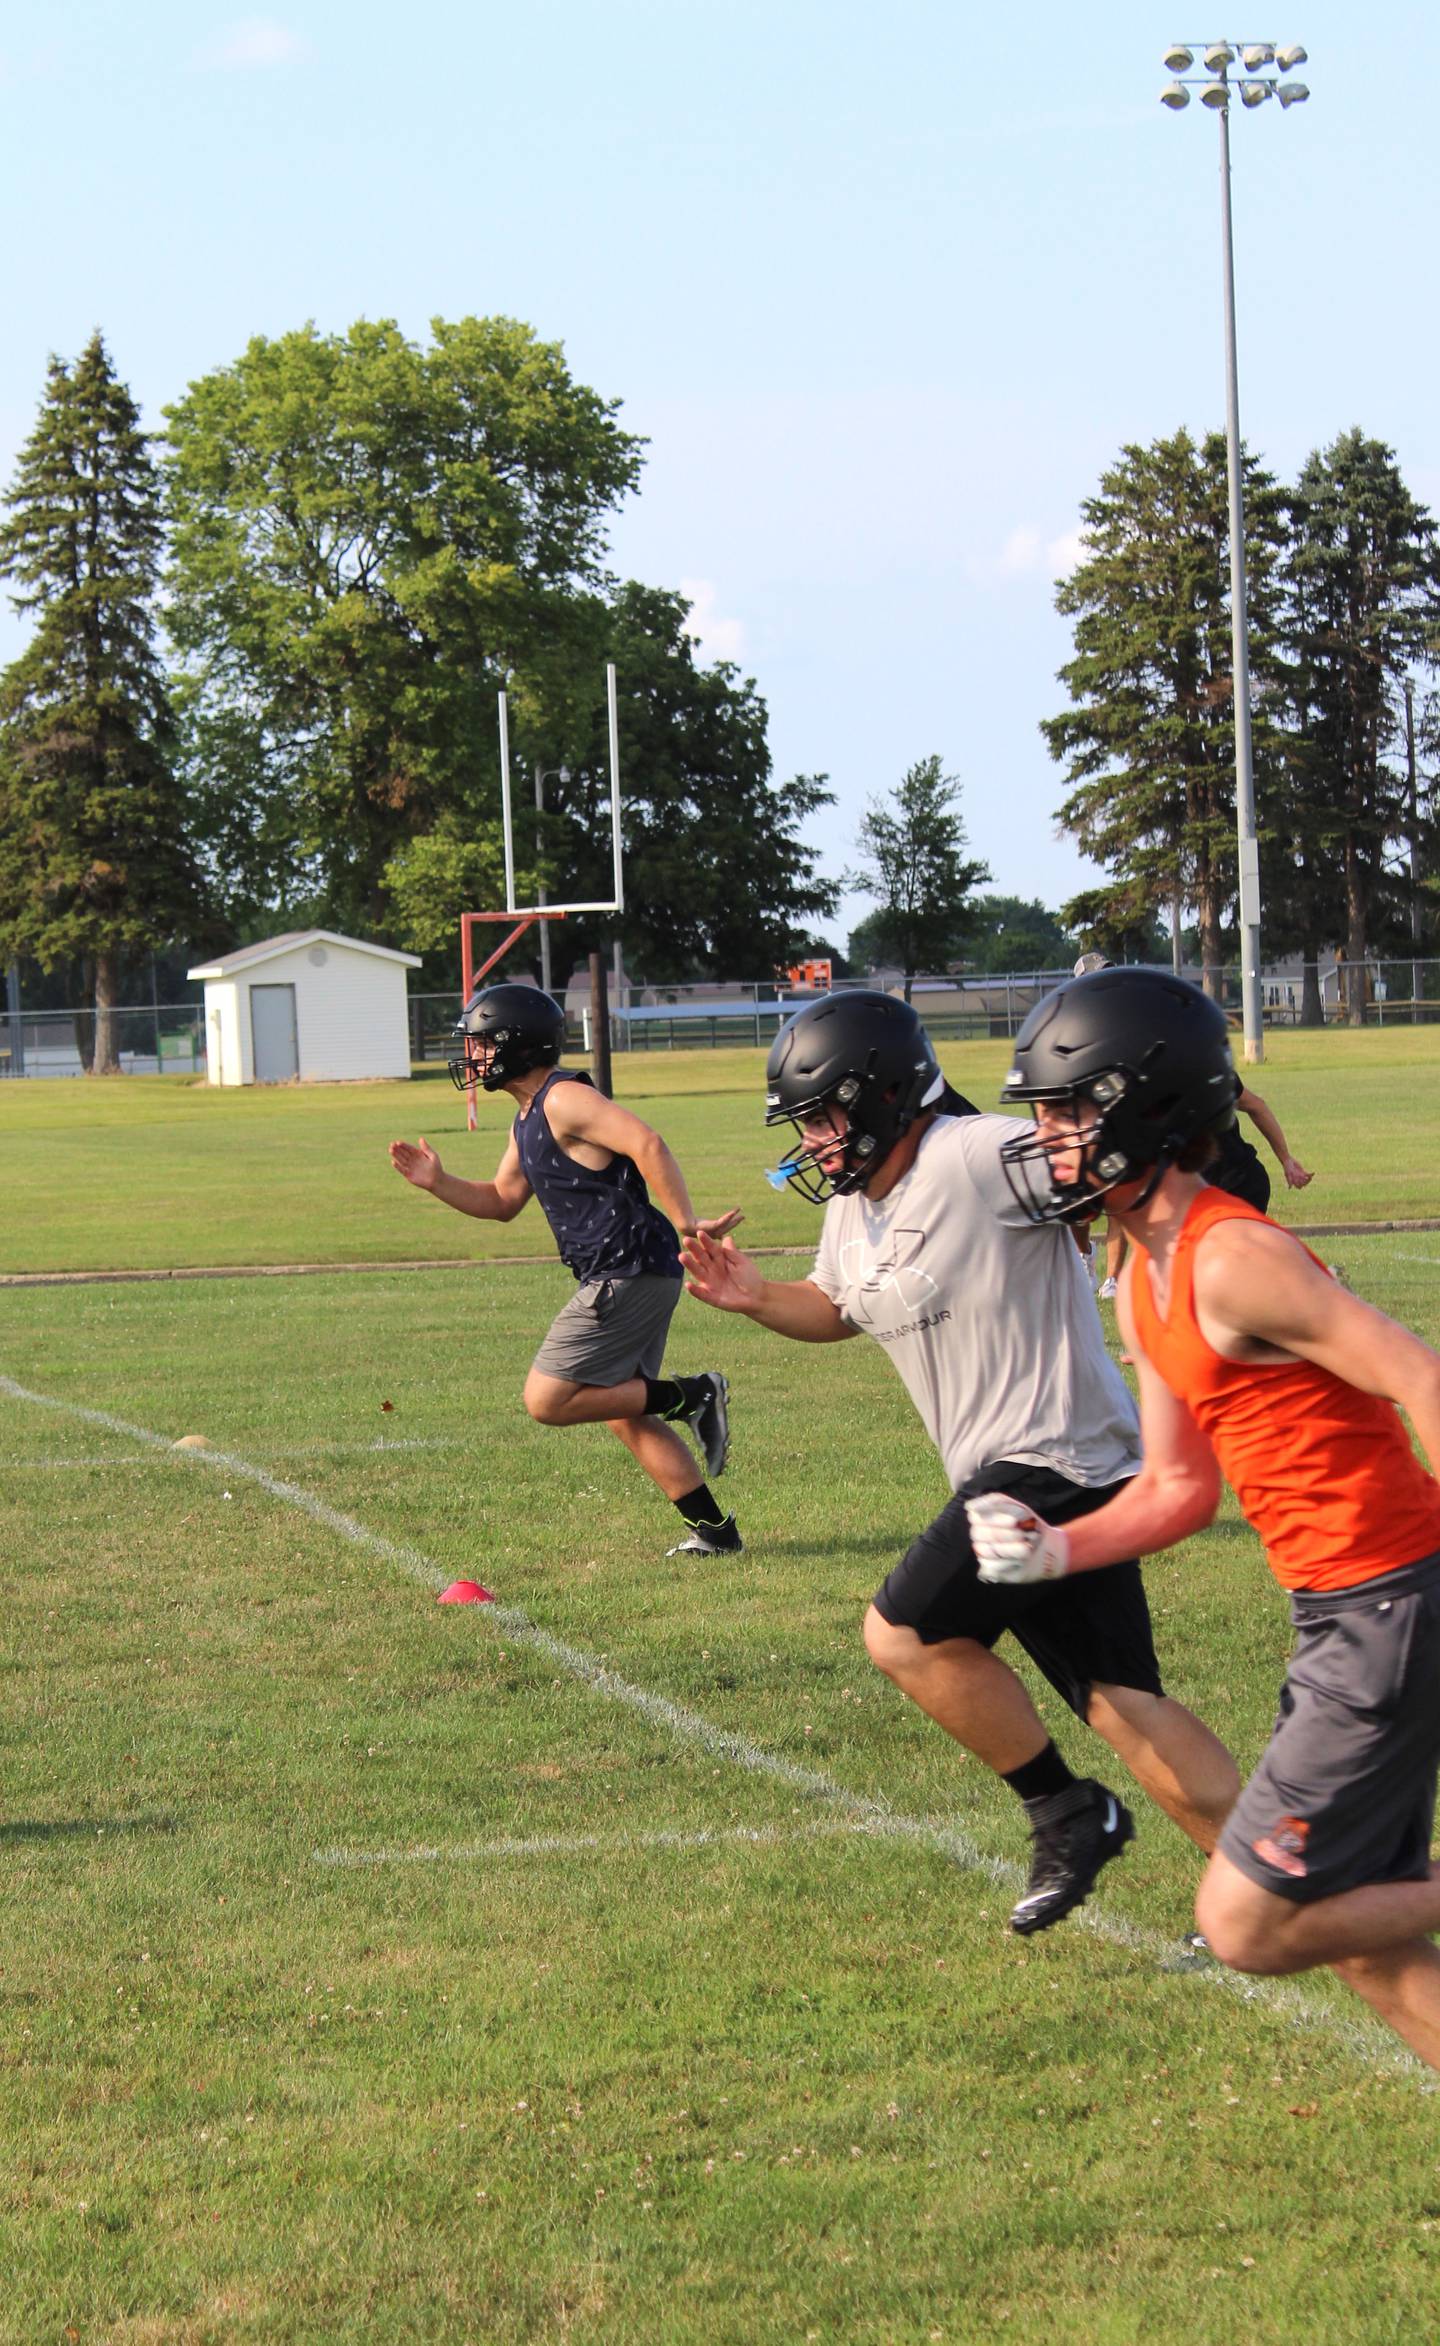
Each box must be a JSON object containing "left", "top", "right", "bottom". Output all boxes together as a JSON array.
[{"left": 188, "top": 929, "right": 422, "bottom": 979}]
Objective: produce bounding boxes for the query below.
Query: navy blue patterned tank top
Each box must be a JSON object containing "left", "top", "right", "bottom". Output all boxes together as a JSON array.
[{"left": 514, "top": 1070, "right": 682, "bottom": 1283}]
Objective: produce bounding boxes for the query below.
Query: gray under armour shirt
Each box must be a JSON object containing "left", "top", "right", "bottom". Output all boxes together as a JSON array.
[{"left": 810, "top": 1114, "right": 1140, "bottom": 1493}]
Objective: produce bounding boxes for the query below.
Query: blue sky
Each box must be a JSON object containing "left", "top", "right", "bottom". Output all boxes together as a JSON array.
[{"left": 2, "top": 1, "right": 1437, "bottom": 949}]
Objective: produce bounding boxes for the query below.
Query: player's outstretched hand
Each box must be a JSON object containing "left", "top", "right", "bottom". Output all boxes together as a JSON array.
[
  {"left": 390, "top": 1136, "right": 442, "bottom": 1191},
  {"left": 681, "top": 1228, "right": 763, "bottom": 1313},
  {"left": 966, "top": 1493, "right": 1072, "bottom": 1584},
  {"left": 1282, "top": 1157, "right": 1314, "bottom": 1189},
  {"left": 695, "top": 1207, "right": 745, "bottom": 1240}
]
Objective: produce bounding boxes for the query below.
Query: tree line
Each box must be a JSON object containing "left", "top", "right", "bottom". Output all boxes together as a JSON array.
[
  {"left": 0, "top": 325, "right": 839, "bottom": 1068},
  {"left": 1047, "top": 425, "right": 1440, "bottom": 1021},
  {"left": 5, "top": 334, "right": 1434, "bottom": 1069}
]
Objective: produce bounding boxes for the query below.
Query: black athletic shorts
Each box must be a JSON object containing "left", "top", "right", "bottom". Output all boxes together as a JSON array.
[
  {"left": 1205, "top": 1135, "right": 1270, "bottom": 1214},
  {"left": 1219, "top": 1551, "right": 1440, "bottom": 1904},
  {"left": 870, "top": 1460, "right": 1164, "bottom": 1721}
]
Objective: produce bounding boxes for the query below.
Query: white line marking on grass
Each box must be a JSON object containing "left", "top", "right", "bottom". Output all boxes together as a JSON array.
[
  {"left": 0, "top": 1436, "right": 459, "bottom": 1472},
  {"left": 1395, "top": 1253, "right": 1440, "bottom": 1268},
  {"left": 2, "top": 1370, "right": 1428, "bottom": 2083},
  {"left": 315, "top": 1815, "right": 881, "bottom": 1868}
]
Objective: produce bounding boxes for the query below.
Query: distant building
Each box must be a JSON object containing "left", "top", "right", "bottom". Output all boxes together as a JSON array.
[{"left": 188, "top": 930, "right": 421, "bottom": 1085}]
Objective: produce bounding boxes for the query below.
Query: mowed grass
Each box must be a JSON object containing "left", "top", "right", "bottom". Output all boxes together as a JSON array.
[
  {"left": 1, "top": 1022, "right": 1438, "bottom": 1277},
  {"left": 4, "top": 1231, "right": 1440, "bottom": 2341}
]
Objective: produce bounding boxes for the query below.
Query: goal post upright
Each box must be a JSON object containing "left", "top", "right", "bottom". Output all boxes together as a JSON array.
[{"left": 456, "top": 663, "right": 625, "bottom": 1129}]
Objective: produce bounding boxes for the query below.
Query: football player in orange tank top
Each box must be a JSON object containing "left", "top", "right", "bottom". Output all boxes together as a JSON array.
[{"left": 963, "top": 967, "right": 1440, "bottom": 2069}]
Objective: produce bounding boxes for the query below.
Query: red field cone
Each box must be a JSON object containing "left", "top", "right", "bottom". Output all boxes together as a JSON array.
[{"left": 438, "top": 1579, "right": 493, "bottom": 1605}]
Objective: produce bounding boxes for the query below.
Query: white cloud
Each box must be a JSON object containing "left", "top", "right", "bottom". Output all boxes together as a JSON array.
[
  {"left": 1000, "top": 527, "right": 1041, "bottom": 575},
  {"left": 199, "top": 18, "right": 311, "bottom": 69},
  {"left": 681, "top": 578, "right": 746, "bottom": 662},
  {"left": 991, "top": 525, "right": 1088, "bottom": 581},
  {"left": 1046, "top": 528, "right": 1088, "bottom": 580}
]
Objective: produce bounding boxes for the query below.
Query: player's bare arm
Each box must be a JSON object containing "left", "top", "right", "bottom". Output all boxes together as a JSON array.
[
  {"left": 544, "top": 1083, "right": 740, "bottom": 1239},
  {"left": 681, "top": 1230, "right": 858, "bottom": 1342},
  {"left": 966, "top": 1268, "right": 1221, "bottom": 1583},
  {"left": 1192, "top": 1217, "right": 1440, "bottom": 1464},
  {"left": 1236, "top": 1085, "right": 1313, "bottom": 1188},
  {"left": 388, "top": 1132, "right": 533, "bottom": 1222}
]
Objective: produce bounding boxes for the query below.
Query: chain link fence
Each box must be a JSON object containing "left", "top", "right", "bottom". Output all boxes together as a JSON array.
[
  {"left": 0, "top": 1004, "right": 207, "bottom": 1078},
  {"left": 5, "top": 960, "right": 1438, "bottom": 1078}
]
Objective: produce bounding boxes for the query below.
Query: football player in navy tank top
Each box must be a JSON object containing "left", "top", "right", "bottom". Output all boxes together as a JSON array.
[{"left": 390, "top": 984, "right": 744, "bottom": 1558}]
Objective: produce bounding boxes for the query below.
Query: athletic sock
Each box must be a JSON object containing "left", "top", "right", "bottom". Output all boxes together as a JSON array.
[
  {"left": 1001, "top": 1741, "right": 1078, "bottom": 1809},
  {"left": 674, "top": 1482, "right": 728, "bottom": 1530},
  {"left": 645, "top": 1374, "right": 708, "bottom": 1422}
]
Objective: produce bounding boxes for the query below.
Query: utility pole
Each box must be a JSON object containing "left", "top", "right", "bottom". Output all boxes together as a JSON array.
[
  {"left": 1405, "top": 679, "right": 1423, "bottom": 1019},
  {"left": 5, "top": 961, "right": 22, "bottom": 1076}
]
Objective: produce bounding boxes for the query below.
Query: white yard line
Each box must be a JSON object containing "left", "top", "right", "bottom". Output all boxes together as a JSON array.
[
  {"left": 1, "top": 1369, "right": 1426, "bottom": 2083},
  {"left": 314, "top": 1815, "right": 883, "bottom": 1868},
  {"left": 1, "top": 1436, "right": 458, "bottom": 1470}
]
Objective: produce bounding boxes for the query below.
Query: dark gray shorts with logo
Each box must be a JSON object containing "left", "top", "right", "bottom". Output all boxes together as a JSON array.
[
  {"left": 1219, "top": 1550, "right": 1440, "bottom": 1904},
  {"left": 530, "top": 1271, "right": 681, "bottom": 1388}
]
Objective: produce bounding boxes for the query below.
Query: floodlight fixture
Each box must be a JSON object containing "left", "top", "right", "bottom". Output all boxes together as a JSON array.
[
  {"left": 1161, "top": 79, "right": 1192, "bottom": 106},
  {"left": 1275, "top": 44, "right": 1308, "bottom": 68},
  {"left": 1276, "top": 79, "right": 1309, "bottom": 105},
  {"left": 1203, "top": 41, "right": 1235, "bottom": 70},
  {"left": 1200, "top": 79, "right": 1230, "bottom": 106},
  {"left": 1241, "top": 43, "right": 1275, "bottom": 67},
  {"left": 1240, "top": 78, "right": 1273, "bottom": 105},
  {"left": 1163, "top": 43, "right": 1195, "bottom": 71}
]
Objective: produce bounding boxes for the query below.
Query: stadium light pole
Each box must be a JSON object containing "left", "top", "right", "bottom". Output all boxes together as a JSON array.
[{"left": 1160, "top": 39, "right": 1310, "bottom": 1065}]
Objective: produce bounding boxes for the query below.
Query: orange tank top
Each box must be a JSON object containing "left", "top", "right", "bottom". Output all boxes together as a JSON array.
[{"left": 1129, "top": 1185, "right": 1440, "bottom": 1593}]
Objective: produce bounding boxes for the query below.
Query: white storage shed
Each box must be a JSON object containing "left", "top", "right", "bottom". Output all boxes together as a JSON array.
[{"left": 188, "top": 930, "right": 422, "bottom": 1086}]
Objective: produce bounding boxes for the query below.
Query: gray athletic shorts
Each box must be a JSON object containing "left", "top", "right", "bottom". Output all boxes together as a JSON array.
[
  {"left": 1219, "top": 1551, "right": 1440, "bottom": 1905},
  {"left": 530, "top": 1272, "right": 682, "bottom": 1388}
]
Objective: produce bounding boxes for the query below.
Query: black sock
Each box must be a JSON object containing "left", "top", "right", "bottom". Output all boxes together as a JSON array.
[
  {"left": 1001, "top": 1741, "right": 1077, "bottom": 1808},
  {"left": 675, "top": 1482, "right": 728, "bottom": 1530},
  {"left": 645, "top": 1375, "right": 706, "bottom": 1422}
]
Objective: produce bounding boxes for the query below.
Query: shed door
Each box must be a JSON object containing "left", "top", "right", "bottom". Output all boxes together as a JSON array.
[{"left": 251, "top": 984, "right": 299, "bottom": 1082}]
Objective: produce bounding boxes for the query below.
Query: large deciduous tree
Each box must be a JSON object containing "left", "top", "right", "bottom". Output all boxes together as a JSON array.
[
  {"left": 1044, "top": 428, "right": 1289, "bottom": 996},
  {"left": 1283, "top": 429, "right": 1440, "bottom": 1022},
  {"left": 384, "top": 581, "right": 838, "bottom": 982},
  {"left": 0, "top": 333, "right": 200, "bottom": 1071},
  {"left": 845, "top": 755, "right": 990, "bottom": 1001},
  {"left": 163, "top": 315, "right": 645, "bottom": 933},
  {"left": 961, "top": 894, "right": 1077, "bottom": 975}
]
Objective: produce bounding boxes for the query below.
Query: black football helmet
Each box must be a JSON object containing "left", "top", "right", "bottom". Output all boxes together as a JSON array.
[
  {"left": 764, "top": 990, "right": 947, "bottom": 1201},
  {"left": 448, "top": 982, "right": 566, "bottom": 1093},
  {"left": 998, "top": 966, "right": 1239, "bottom": 1222}
]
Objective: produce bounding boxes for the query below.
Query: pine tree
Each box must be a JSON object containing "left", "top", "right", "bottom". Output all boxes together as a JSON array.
[
  {"left": 0, "top": 334, "right": 199, "bottom": 1070},
  {"left": 1043, "top": 429, "right": 1289, "bottom": 997},
  {"left": 1283, "top": 430, "right": 1440, "bottom": 1023}
]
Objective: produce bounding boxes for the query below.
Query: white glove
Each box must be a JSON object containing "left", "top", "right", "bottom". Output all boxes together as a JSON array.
[{"left": 966, "top": 1493, "right": 1072, "bottom": 1585}]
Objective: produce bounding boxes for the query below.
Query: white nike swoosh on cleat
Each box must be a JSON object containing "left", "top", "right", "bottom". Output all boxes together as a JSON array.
[{"left": 1102, "top": 1796, "right": 1118, "bottom": 1833}]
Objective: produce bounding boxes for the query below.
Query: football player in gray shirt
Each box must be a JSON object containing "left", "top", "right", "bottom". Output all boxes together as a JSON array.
[{"left": 681, "top": 991, "right": 1238, "bottom": 1935}]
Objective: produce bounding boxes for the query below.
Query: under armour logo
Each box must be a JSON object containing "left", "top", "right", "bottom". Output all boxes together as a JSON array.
[{"left": 838, "top": 1229, "right": 940, "bottom": 1325}]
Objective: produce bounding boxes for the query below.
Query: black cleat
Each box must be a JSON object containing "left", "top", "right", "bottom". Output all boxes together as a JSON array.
[
  {"left": 684, "top": 1371, "right": 731, "bottom": 1480},
  {"left": 1009, "top": 1779, "right": 1134, "bottom": 1936},
  {"left": 666, "top": 1515, "right": 744, "bottom": 1558}
]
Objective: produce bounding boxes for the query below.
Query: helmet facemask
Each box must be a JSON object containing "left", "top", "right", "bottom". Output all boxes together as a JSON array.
[
  {"left": 998, "top": 1069, "right": 1160, "bottom": 1224},
  {"left": 447, "top": 987, "right": 565, "bottom": 1094},
  {"left": 765, "top": 1058, "right": 945, "bottom": 1203}
]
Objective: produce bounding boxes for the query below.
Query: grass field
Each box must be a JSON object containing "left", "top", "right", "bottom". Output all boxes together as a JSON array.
[
  {"left": 4, "top": 1040, "right": 1440, "bottom": 2342},
  {"left": 3, "top": 1023, "right": 1439, "bottom": 1277}
]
